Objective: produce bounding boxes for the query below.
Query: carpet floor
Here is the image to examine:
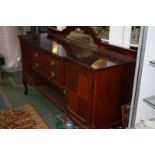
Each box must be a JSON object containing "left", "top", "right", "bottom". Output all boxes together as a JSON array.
[
  {"left": 0, "top": 104, "right": 48, "bottom": 129},
  {"left": 0, "top": 89, "right": 7, "bottom": 109},
  {"left": 0, "top": 71, "right": 64, "bottom": 128}
]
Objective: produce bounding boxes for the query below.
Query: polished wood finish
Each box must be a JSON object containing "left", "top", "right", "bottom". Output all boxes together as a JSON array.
[
  {"left": 19, "top": 28, "right": 136, "bottom": 128},
  {"left": 48, "top": 26, "right": 137, "bottom": 59},
  {"left": 121, "top": 103, "right": 130, "bottom": 129},
  {"left": 65, "top": 60, "right": 94, "bottom": 128},
  {"left": 31, "top": 48, "right": 65, "bottom": 90},
  {"left": 48, "top": 26, "right": 101, "bottom": 44}
]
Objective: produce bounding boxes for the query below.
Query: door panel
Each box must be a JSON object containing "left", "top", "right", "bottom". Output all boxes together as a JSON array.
[{"left": 65, "top": 61, "right": 93, "bottom": 126}]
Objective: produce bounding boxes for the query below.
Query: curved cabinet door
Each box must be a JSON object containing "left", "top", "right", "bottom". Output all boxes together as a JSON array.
[{"left": 65, "top": 61, "right": 93, "bottom": 127}]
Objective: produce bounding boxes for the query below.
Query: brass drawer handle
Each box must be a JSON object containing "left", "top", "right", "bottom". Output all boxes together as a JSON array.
[
  {"left": 35, "top": 52, "right": 38, "bottom": 57},
  {"left": 35, "top": 62, "right": 39, "bottom": 67},
  {"left": 51, "top": 72, "right": 55, "bottom": 78},
  {"left": 64, "top": 87, "right": 67, "bottom": 94},
  {"left": 50, "top": 60, "right": 55, "bottom": 67}
]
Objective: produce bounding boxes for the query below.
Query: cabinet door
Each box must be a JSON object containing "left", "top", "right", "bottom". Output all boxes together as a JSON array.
[{"left": 65, "top": 62, "right": 93, "bottom": 127}]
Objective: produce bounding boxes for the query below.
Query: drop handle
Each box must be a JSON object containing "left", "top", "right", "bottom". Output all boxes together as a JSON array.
[
  {"left": 51, "top": 72, "right": 55, "bottom": 78},
  {"left": 50, "top": 61, "right": 55, "bottom": 67},
  {"left": 35, "top": 53, "right": 38, "bottom": 57},
  {"left": 35, "top": 63, "right": 39, "bottom": 67},
  {"left": 64, "top": 87, "right": 67, "bottom": 94}
]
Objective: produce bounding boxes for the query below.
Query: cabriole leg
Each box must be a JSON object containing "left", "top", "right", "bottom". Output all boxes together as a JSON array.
[{"left": 23, "top": 79, "right": 28, "bottom": 95}]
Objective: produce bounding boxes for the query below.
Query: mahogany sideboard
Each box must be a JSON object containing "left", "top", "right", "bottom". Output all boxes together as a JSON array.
[{"left": 19, "top": 27, "right": 136, "bottom": 128}]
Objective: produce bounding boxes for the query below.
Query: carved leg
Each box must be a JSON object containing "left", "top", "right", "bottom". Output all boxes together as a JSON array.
[{"left": 23, "top": 79, "right": 28, "bottom": 95}]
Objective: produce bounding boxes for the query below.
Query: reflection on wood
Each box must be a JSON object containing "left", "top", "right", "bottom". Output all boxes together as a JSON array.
[{"left": 19, "top": 27, "right": 136, "bottom": 128}]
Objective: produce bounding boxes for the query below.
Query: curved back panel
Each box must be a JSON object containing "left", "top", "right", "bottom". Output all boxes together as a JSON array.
[
  {"left": 48, "top": 26, "right": 137, "bottom": 59},
  {"left": 48, "top": 26, "right": 101, "bottom": 45}
]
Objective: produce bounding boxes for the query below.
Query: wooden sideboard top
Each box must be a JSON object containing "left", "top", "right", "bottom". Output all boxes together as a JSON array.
[{"left": 20, "top": 33, "right": 135, "bottom": 70}]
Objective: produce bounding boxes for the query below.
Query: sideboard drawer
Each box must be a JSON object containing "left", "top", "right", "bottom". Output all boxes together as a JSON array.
[
  {"left": 33, "top": 49, "right": 59, "bottom": 68},
  {"left": 32, "top": 60, "right": 60, "bottom": 86}
]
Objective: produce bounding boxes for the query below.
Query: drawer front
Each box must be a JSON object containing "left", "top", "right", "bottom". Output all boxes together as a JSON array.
[
  {"left": 32, "top": 60, "right": 60, "bottom": 85},
  {"left": 32, "top": 50, "right": 59, "bottom": 69},
  {"left": 31, "top": 48, "right": 65, "bottom": 88}
]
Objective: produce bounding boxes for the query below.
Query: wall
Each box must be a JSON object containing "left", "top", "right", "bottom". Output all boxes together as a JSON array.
[
  {"left": 57, "top": 26, "right": 66, "bottom": 31},
  {"left": 135, "top": 26, "right": 155, "bottom": 123},
  {"left": 0, "top": 26, "right": 21, "bottom": 70},
  {"left": 109, "top": 26, "right": 131, "bottom": 48}
]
